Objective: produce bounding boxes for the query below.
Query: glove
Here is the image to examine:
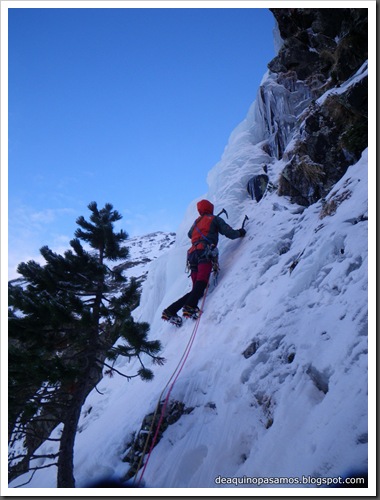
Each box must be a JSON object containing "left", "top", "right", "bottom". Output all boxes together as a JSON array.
[{"left": 239, "top": 228, "right": 246, "bottom": 237}]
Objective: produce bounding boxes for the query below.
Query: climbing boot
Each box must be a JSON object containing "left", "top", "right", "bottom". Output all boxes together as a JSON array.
[
  {"left": 182, "top": 306, "right": 201, "bottom": 320},
  {"left": 162, "top": 309, "right": 183, "bottom": 327}
]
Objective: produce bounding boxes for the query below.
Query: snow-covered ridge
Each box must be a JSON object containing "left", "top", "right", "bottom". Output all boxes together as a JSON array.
[{"left": 115, "top": 231, "right": 176, "bottom": 283}]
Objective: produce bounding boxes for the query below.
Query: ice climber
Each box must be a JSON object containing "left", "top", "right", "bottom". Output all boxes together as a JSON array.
[{"left": 162, "top": 199, "right": 246, "bottom": 326}]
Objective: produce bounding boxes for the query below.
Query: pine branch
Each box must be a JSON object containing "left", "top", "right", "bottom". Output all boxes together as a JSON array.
[
  {"left": 11, "top": 427, "right": 62, "bottom": 442},
  {"left": 13, "top": 463, "right": 58, "bottom": 488},
  {"left": 30, "top": 453, "right": 59, "bottom": 461},
  {"left": 101, "top": 361, "right": 135, "bottom": 380},
  {"left": 9, "top": 452, "right": 59, "bottom": 462},
  {"left": 136, "top": 353, "right": 144, "bottom": 369},
  {"left": 151, "top": 356, "right": 166, "bottom": 366}
]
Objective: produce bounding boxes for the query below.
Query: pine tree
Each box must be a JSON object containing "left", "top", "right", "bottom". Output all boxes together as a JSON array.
[{"left": 8, "top": 202, "right": 164, "bottom": 488}]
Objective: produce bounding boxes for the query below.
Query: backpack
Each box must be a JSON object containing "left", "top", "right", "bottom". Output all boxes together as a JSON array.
[{"left": 190, "top": 215, "right": 214, "bottom": 248}]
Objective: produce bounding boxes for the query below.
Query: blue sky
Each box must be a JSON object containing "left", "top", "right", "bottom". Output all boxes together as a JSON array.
[{"left": 7, "top": 4, "right": 276, "bottom": 279}]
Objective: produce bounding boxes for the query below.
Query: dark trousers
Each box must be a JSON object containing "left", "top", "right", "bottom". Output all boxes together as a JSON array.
[{"left": 166, "top": 260, "right": 212, "bottom": 314}]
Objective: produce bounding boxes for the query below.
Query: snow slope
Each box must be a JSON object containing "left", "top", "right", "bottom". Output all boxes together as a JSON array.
[
  {"left": 8, "top": 59, "right": 371, "bottom": 498},
  {"left": 129, "top": 151, "right": 369, "bottom": 491},
  {"left": 9, "top": 154, "right": 370, "bottom": 493}
]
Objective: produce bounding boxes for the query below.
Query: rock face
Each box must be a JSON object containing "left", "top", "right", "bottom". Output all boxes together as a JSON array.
[
  {"left": 267, "top": 8, "right": 368, "bottom": 206},
  {"left": 122, "top": 400, "right": 194, "bottom": 482},
  {"left": 269, "top": 8, "right": 367, "bottom": 86}
]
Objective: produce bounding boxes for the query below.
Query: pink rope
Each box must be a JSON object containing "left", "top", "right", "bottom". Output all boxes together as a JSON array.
[{"left": 136, "top": 283, "right": 209, "bottom": 486}]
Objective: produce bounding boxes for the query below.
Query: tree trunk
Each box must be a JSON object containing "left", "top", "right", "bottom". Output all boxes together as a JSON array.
[
  {"left": 57, "top": 399, "right": 83, "bottom": 488},
  {"left": 57, "top": 359, "right": 103, "bottom": 488}
]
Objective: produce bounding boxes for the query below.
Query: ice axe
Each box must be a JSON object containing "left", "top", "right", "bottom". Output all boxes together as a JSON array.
[
  {"left": 241, "top": 215, "right": 249, "bottom": 229},
  {"left": 217, "top": 208, "right": 229, "bottom": 219}
]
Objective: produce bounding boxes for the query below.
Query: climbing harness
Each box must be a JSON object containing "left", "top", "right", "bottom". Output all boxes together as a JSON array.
[{"left": 133, "top": 281, "right": 210, "bottom": 486}]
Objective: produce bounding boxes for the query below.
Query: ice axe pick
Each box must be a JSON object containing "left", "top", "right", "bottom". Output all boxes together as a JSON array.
[{"left": 217, "top": 208, "right": 229, "bottom": 219}]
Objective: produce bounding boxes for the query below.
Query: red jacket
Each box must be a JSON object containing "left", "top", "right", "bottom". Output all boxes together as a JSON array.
[{"left": 188, "top": 200, "right": 241, "bottom": 252}]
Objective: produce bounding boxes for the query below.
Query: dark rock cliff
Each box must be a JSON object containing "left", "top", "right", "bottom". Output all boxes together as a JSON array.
[{"left": 268, "top": 8, "right": 368, "bottom": 206}]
